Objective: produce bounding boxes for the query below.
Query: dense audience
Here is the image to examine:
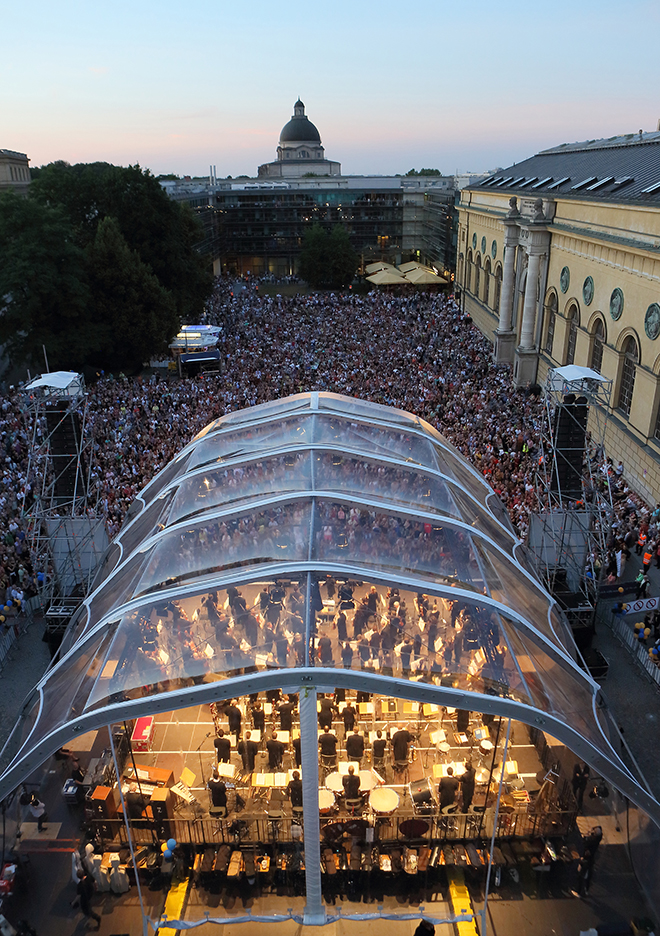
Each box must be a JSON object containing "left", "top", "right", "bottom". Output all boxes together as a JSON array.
[{"left": 0, "top": 274, "right": 657, "bottom": 618}]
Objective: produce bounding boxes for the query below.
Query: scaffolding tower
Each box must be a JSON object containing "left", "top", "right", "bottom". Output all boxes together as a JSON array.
[
  {"left": 528, "top": 364, "right": 614, "bottom": 639},
  {"left": 21, "top": 371, "right": 108, "bottom": 607}
]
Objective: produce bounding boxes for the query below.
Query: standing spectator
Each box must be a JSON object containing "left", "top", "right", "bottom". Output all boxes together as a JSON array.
[
  {"left": 266, "top": 732, "right": 285, "bottom": 770},
  {"left": 28, "top": 794, "right": 47, "bottom": 832},
  {"left": 572, "top": 762, "right": 590, "bottom": 812},
  {"left": 439, "top": 767, "right": 460, "bottom": 810},
  {"left": 573, "top": 825, "right": 603, "bottom": 897},
  {"left": 237, "top": 731, "right": 259, "bottom": 772},
  {"left": 76, "top": 870, "right": 101, "bottom": 929},
  {"left": 213, "top": 729, "right": 231, "bottom": 764},
  {"left": 226, "top": 700, "right": 242, "bottom": 736},
  {"left": 460, "top": 761, "right": 476, "bottom": 812}
]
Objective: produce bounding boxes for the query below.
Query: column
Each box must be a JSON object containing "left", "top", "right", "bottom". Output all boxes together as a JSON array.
[
  {"left": 494, "top": 204, "right": 520, "bottom": 365},
  {"left": 299, "top": 687, "right": 325, "bottom": 925},
  {"left": 497, "top": 222, "right": 519, "bottom": 334},
  {"left": 519, "top": 251, "right": 542, "bottom": 350}
]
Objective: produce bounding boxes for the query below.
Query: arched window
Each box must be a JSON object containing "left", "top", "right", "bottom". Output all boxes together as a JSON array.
[
  {"left": 654, "top": 387, "right": 660, "bottom": 441},
  {"left": 483, "top": 258, "right": 491, "bottom": 306},
  {"left": 591, "top": 319, "right": 605, "bottom": 373},
  {"left": 494, "top": 264, "right": 502, "bottom": 313},
  {"left": 466, "top": 250, "right": 473, "bottom": 292},
  {"left": 475, "top": 255, "right": 481, "bottom": 298},
  {"left": 618, "top": 336, "right": 638, "bottom": 416},
  {"left": 565, "top": 305, "right": 578, "bottom": 365},
  {"left": 544, "top": 292, "right": 557, "bottom": 354}
]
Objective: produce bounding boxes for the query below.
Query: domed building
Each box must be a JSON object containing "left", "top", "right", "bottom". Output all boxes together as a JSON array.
[
  {"left": 258, "top": 99, "right": 341, "bottom": 178},
  {"left": 2, "top": 393, "right": 659, "bottom": 930}
]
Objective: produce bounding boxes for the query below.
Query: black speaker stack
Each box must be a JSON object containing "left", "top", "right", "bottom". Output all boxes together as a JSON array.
[
  {"left": 551, "top": 393, "right": 588, "bottom": 500},
  {"left": 45, "top": 405, "right": 83, "bottom": 500}
]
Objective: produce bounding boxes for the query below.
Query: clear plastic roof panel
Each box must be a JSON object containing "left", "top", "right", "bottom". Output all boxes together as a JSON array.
[
  {"left": 134, "top": 500, "right": 312, "bottom": 596},
  {"left": 313, "top": 499, "right": 484, "bottom": 592},
  {"left": 312, "top": 415, "right": 437, "bottom": 469},
  {"left": 309, "top": 577, "right": 531, "bottom": 704},
  {"left": 83, "top": 577, "right": 308, "bottom": 712},
  {"left": 1, "top": 392, "right": 654, "bottom": 827},
  {"left": 313, "top": 452, "right": 461, "bottom": 519},
  {"left": 188, "top": 416, "right": 314, "bottom": 474},
  {"left": 168, "top": 452, "right": 312, "bottom": 526}
]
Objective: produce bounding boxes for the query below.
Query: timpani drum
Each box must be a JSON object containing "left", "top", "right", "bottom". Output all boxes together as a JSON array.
[
  {"left": 358, "top": 770, "right": 377, "bottom": 792},
  {"left": 369, "top": 787, "right": 400, "bottom": 816},
  {"left": 318, "top": 789, "right": 336, "bottom": 814},
  {"left": 479, "top": 739, "right": 494, "bottom": 758},
  {"left": 475, "top": 767, "right": 490, "bottom": 785},
  {"left": 325, "top": 772, "right": 343, "bottom": 793}
]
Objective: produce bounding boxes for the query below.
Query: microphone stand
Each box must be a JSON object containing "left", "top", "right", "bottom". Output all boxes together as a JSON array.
[{"left": 195, "top": 731, "right": 212, "bottom": 787}]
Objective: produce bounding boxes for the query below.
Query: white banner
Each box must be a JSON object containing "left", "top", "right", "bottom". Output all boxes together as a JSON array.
[{"left": 623, "top": 597, "right": 660, "bottom": 615}]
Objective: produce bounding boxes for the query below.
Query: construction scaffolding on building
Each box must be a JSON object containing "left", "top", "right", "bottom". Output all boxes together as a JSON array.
[
  {"left": 20, "top": 372, "right": 108, "bottom": 614},
  {"left": 528, "top": 364, "right": 614, "bottom": 641}
]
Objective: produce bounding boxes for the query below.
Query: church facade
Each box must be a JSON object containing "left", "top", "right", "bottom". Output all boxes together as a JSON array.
[{"left": 457, "top": 132, "right": 660, "bottom": 504}]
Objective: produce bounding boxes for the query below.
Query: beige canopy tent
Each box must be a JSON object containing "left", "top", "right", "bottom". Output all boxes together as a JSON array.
[
  {"left": 365, "top": 261, "right": 400, "bottom": 275},
  {"left": 404, "top": 266, "right": 447, "bottom": 285},
  {"left": 365, "top": 269, "right": 409, "bottom": 285},
  {"left": 397, "top": 261, "right": 426, "bottom": 274}
]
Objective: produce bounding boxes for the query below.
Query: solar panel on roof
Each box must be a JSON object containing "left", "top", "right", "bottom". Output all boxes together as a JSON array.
[
  {"left": 585, "top": 177, "right": 614, "bottom": 191},
  {"left": 641, "top": 180, "right": 660, "bottom": 194},
  {"left": 571, "top": 177, "right": 598, "bottom": 190},
  {"left": 611, "top": 176, "right": 633, "bottom": 187},
  {"left": 547, "top": 177, "right": 570, "bottom": 190},
  {"left": 507, "top": 177, "right": 526, "bottom": 187},
  {"left": 532, "top": 177, "right": 553, "bottom": 189},
  {"left": 518, "top": 177, "right": 538, "bottom": 188},
  {"left": 495, "top": 177, "right": 513, "bottom": 186}
]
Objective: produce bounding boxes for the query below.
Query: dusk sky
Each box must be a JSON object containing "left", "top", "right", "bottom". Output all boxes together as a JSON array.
[{"left": 2, "top": 0, "right": 658, "bottom": 178}]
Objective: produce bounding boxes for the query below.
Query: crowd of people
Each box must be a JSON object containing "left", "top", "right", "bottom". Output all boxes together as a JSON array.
[{"left": 0, "top": 275, "right": 657, "bottom": 623}]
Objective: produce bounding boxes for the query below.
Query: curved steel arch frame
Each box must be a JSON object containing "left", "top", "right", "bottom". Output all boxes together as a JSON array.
[{"left": 2, "top": 391, "right": 660, "bottom": 924}]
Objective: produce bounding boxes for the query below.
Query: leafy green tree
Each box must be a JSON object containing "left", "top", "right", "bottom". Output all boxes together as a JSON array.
[
  {"left": 328, "top": 225, "right": 358, "bottom": 289},
  {"left": 405, "top": 168, "right": 442, "bottom": 177},
  {"left": 298, "top": 223, "right": 357, "bottom": 289},
  {"left": 0, "top": 191, "right": 94, "bottom": 368},
  {"left": 0, "top": 160, "right": 214, "bottom": 373},
  {"left": 32, "top": 161, "right": 212, "bottom": 320},
  {"left": 88, "top": 217, "right": 178, "bottom": 371},
  {"left": 298, "top": 224, "right": 328, "bottom": 289}
]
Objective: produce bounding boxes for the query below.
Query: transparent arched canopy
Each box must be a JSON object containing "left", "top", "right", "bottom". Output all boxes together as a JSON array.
[{"left": 1, "top": 392, "right": 658, "bottom": 827}]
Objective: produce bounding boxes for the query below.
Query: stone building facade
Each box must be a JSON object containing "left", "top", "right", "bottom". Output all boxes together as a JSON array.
[
  {"left": 457, "top": 132, "right": 660, "bottom": 504},
  {"left": 0, "top": 148, "right": 31, "bottom": 196}
]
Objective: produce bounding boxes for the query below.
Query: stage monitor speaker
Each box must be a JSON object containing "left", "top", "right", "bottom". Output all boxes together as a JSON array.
[
  {"left": 150, "top": 787, "right": 173, "bottom": 840},
  {"left": 551, "top": 395, "right": 588, "bottom": 498},
  {"left": 45, "top": 405, "right": 84, "bottom": 500}
]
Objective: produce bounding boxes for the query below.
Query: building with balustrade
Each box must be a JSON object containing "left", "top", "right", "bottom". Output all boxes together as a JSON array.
[{"left": 457, "top": 131, "right": 660, "bottom": 504}]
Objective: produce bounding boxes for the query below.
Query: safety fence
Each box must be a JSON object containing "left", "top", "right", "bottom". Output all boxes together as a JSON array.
[
  {"left": 92, "top": 806, "right": 574, "bottom": 853},
  {"left": 609, "top": 613, "right": 660, "bottom": 689},
  {"left": 0, "top": 595, "right": 42, "bottom": 674}
]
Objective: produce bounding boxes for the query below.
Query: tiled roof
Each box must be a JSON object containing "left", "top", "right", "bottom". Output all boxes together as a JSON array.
[{"left": 470, "top": 134, "right": 660, "bottom": 204}]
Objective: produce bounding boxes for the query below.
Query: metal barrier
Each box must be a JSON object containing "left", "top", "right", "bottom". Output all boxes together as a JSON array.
[
  {"left": 610, "top": 614, "right": 660, "bottom": 688},
  {"left": 91, "top": 805, "right": 574, "bottom": 853},
  {"left": 0, "top": 614, "right": 29, "bottom": 673}
]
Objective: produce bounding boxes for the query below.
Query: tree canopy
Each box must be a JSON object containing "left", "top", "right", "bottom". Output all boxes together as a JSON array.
[
  {"left": 0, "top": 162, "right": 212, "bottom": 373},
  {"left": 298, "top": 224, "right": 358, "bottom": 290},
  {"left": 405, "top": 168, "right": 443, "bottom": 177}
]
